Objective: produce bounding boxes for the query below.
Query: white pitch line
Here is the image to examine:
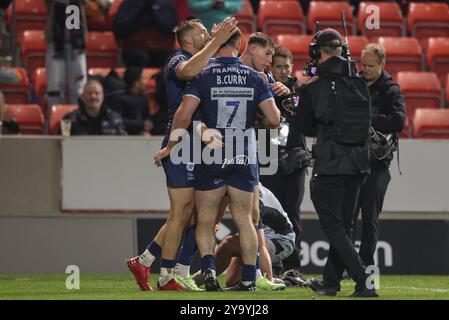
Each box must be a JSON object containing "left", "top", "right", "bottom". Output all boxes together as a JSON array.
[{"left": 384, "top": 286, "right": 449, "bottom": 293}]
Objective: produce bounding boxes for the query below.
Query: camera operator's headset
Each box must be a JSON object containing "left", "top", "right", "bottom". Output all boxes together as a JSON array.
[{"left": 308, "top": 31, "right": 343, "bottom": 60}]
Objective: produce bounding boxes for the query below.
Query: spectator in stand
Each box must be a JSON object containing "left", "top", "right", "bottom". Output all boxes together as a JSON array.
[
  {"left": 113, "top": 0, "right": 178, "bottom": 68},
  {"left": 188, "top": 0, "right": 243, "bottom": 32},
  {"left": 0, "top": 0, "right": 12, "bottom": 37},
  {"left": 62, "top": 79, "right": 126, "bottom": 135},
  {"left": 0, "top": 91, "right": 19, "bottom": 134},
  {"left": 44, "top": 0, "right": 88, "bottom": 110},
  {"left": 109, "top": 67, "right": 153, "bottom": 135}
]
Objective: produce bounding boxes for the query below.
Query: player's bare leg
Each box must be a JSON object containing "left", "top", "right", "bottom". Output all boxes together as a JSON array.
[
  {"left": 158, "top": 187, "right": 194, "bottom": 290},
  {"left": 195, "top": 186, "right": 227, "bottom": 291}
]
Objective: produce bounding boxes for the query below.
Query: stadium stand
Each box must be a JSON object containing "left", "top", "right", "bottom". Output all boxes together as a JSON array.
[
  {"left": 0, "top": 67, "right": 30, "bottom": 104},
  {"left": 86, "top": 32, "right": 118, "bottom": 69},
  {"left": 258, "top": 0, "right": 305, "bottom": 37},
  {"left": 347, "top": 35, "right": 369, "bottom": 69},
  {"left": 307, "top": 1, "right": 354, "bottom": 35},
  {"left": 49, "top": 104, "right": 78, "bottom": 135},
  {"left": 275, "top": 34, "right": 314, "bottom": 73},
  {"left": 407, "top": 2, "right": 449, "bottom": 50},
  {"left": 412, "top": 108, "right": 449, "bottom": 139},
  {"left": 446, "top": 74, "right": 449, "bottom": 107},
  {"left": 239, "top": 33, "right": 251, "bottom": 54},
  {"left": 33, "top": 67, "right": 47, "bottom": 108},
  {"left": 5, "top": 104, "right": 45, "bottom": 134},
  {"left": 234, "top": 0, "right": 255, "bottom": 34},
  {"left": 7, "top": 0, "right": 47, "bottom": 43},
  {"left": 396, "top": 71, "right": 442, "bottom": 120},
  {"left": 377, "top": 37, "right": 423, "bottom": 76},
  {"left": 19, "top": 30, "right": 46, "bottom": 81},
  {"left": 358, "top": 1, "right": 404, "bottom": 40},
  {"left": 426, "top": 37, "right": 449, "bottom": 87}
]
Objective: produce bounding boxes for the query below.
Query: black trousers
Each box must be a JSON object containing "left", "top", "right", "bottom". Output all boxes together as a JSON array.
[
  {"left": 260, "top": 167, "right": 307, "bottom": 271},
  {"left": 310, "top": 174, "right": 367, "bottom": 288},
  {"left": 355, "top": 168, "right": 391, "bottom": 267}
]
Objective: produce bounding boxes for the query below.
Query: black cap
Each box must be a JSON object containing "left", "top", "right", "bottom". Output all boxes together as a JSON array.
[{"left": 316, "top": 28, "right": 343, "bottom": 47}]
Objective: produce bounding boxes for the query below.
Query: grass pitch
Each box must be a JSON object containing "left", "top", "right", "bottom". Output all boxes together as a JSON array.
[{"left": 0, "top": 273, "right": 448, "bottom": 300}]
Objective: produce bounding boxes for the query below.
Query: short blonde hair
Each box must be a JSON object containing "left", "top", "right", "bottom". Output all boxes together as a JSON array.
[{"left": 362, "top": 43, "right": 386, "bottom": 64}]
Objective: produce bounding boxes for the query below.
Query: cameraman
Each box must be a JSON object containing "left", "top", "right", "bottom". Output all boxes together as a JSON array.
[
  {"left": 293, "top": 28, "right": 377, "bottom": 297},
  {"left": 355, "top": 43, "right": 406, "bottom": 267},
  {"left": 260, "top": 47, "right": 310, "bottom": 283}
]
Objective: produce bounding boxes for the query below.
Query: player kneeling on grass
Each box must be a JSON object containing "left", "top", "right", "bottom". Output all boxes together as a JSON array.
[{"left": 192, "top": 182, "right": 295, "bottom": 291}]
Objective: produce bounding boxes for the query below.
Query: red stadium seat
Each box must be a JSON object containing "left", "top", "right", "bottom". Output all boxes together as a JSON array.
[
  {"left": 396, "top": 71, "right": 442, "bottom": 120},
  {"left": 358, "top": 2, "right": 404, "bottom": 40},
  {"left": 234, "top": 1, "right": 255, "bottom": 34},
  {"left": 347, "top": 35, "right": 369, "bottom": 69},
  {"left": 275, "top": 34, "right": 314, "bottom": 73},
  {"left": 398, "top": 117, "right": 410, "bottom": 139},
  {"left": 377, "top": 37, "right": 423, "bottom": 75},
  {"left": 412, "top": 108, "right": 449, "bottom": 139},
  {"left": 33, "top": 67, "right": 47, "bottom": 108},
  {"left": 446, "top": 74, "right": 449, "bottom": 107},
  {"left": 7, "top": 0, "right": 47, "bottom": 42},
  {"left": 86, "top": 32, "right": 118, "bottom": 69},
  {"left": 85, "top": 0, "right": 112, "bottom": 31},
  {"left": 0, "top": 67, "right": 30, "bottom": 104},
  {"left": 308, "top": 1, "right": 354, "bottom": 35},
  {"left": 108, "top": 0, "right": 124, "bottom": 22},
  {"left": 258, "top": 1, "right": 305, "bottom": 37},
  {"left": 49, "top": 104, "right": 79, "bottom": 135},
  {"left": 407, "top": 2, "right": 449, "bottom": 50},
  {"left": 88, "top": 67, "right": 125, "bottom": 78},
  {"left": 5, "top": 104, "right": 45, "bottom": 134},
  {"left": 426, "top": 37, "right": 449, "bottom": 87},
  {"left": 19, "top": 30, "right": 47, "bottom": 81},
  {"left": 239, "top": 33, "right": 251, "bottom": 54}
]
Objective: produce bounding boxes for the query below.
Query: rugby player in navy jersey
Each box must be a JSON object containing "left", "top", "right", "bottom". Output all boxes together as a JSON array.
[
  {"left": 154, "top": 30, "right": 280, "bottom": 291},
  {"left": 127, "top": 17, "right": 239, "bottom": 292}
]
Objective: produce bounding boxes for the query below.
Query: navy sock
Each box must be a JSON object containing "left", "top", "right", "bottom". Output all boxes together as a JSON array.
[
  {"left": 161, "top": 259, "right": 177, "bottom": 269},
  {"left": 147, "top": 241, "right": 161, "bottom": 257},
  {"left": 201, "top": 255, "right": 216, "bottom": 273},
  {"left": 241, "top": 264, "right": 256, "bottom": 282},
  {"left": 178, "top": 225, "right": 197, "bottom": 266}
]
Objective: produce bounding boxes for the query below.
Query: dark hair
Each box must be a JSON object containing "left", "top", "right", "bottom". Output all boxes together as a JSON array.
[
  {"left": 219, "top": 29, "right": 242, "bottom": 50},
  {"left": 273, "top": 46, "right": 293, "bottom": 62},
  {"left": 248, "top": 32, "right": 275, "bottom": 49},
  {"left": 173, "top": 19, "right": 202, "bottom": 46},
  {"left": 124, "top": 67, "right": 143, "bottom": 89}
]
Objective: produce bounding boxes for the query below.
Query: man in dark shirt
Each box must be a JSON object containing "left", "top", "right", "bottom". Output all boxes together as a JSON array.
[
  {"left": 110, "top": 67, "right": 153, "bottom": 135},
  {"left": 355, "top": 43, "right": 406, "bottom": 267},
  {"left": 64, "top": 80, "right": 126, "bottom": 135}
]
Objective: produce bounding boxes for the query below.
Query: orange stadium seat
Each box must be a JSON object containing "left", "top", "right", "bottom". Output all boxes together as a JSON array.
[
  {"left": 86, "top": 32, "right": 118, "bottom": 69},
  {"left": 377, "top": 37, "right": 423, "bottom": 75},
  {"left": 234, "top": 1, "right": 255, "bottom": 34},
  {"left": 108, "top": 0, "right": 124, "bottom": 22},
  {"left": 49, "top": 104, "right": 79, "bottom": 135},
  {"left": 0, "top": 67, "right": 30, "bottom": 104},
  {"left": 347, "top": 35, "right": 369, "bottom": 69},
  {"left": 358, "top": 2, "right": 404, "bottom": 40},
  {"left": 407, "top": 2, "right": 449, "bottom": 50},
  {"left": 33, "top": 67, "right": 47, "bottom": 107},
  {"left": 412, "top": 108, "right": 449, "bottom": 139},
  {"left": 88, "top": 67, "right": 125, "bottom": 78},
  {"left": 308, "top": 1, "right": 354, "bottom": 35},
  {"left": 5, "top": 104, "right": 45, "bottom": 134},
  {"left": 7, "top": 0, "right": 47, "bottom": 42},
  {"left": 239, "top": 33, "right": 251, "bottom": 54},
  {"left": 426, "top": 37, "right": 449, "bottom": 87},
  {"left": 19, "top": 30, "right": 47, "bottom": 81},
  {"left": 258, "top": 1, "right": 305, "bottom": 37},
  {"left": 446, "top": 74, "right": 449, "bottom": 107},
  {"left": 275, "top": 34, "right": 314, "bottom": 73},
  {"left": 397, "top": 71, "right": 442, "bottom": 120}
]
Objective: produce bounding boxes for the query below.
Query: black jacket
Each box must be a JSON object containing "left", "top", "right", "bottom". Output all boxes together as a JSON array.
[
  {"left": 294, "top": 56, "right": 370, "bottom": 176},
  {"left": 367, "top": 70, "right": 406, "bottom": 170},
  {"left": 64, "top": 99, "right": 127, "bottom": 136},
  {"left": 109, "top": 91, "right": 152, "bottom": 135}
]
